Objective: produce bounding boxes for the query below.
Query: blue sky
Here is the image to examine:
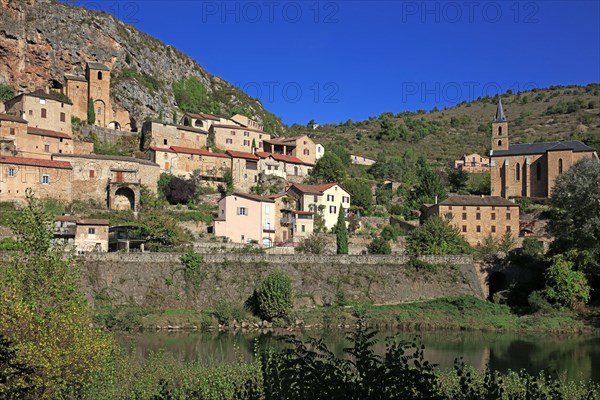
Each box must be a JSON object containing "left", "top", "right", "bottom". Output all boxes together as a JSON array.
[{"left": 66, "top": 1, "right": 600, "bottom": 125}]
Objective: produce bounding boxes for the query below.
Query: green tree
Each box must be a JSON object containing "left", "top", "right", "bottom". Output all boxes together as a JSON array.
[
  {"left": 255, "top": 271, "right": 293, "bottom": 320},
  {"left": 447, "top": 168, "right": 469, "bottom": 192},
  {"left": 407, "top": 216, "right": 472, "bottom": 256},
  {"left": 295, "top": 234, "right": 324, "bottom": 254},
  {"left": 335, "top": 204, "right": 348, "bottom": 255},
  {"left": 327, "top": 143, "right": 351, "bottom": 166},
  {"left": 0, "top": 83, "right": 14, "bottom": 102},
  {"left": 0, "top": 190, "right": 112, "bottom": 397},
  {"left": 172, "top": 110, "right": 178, "bottom": 124},
  {"left": 544, "top": 254, "right": 590, "bottom": 309},
  {"left": 172, "top": 76, "right": 209, "bottom": 113},
  {"left": 343, "top": 178, "right": 373, "bottom": 213},
  {"left": 367, "top": 236, "right": 392, "bottom": 254},
  {"left": 87, "top": 97, "right": 96, "bottom": 125},
  {"left": 548, "top": 158, "right": 600, "bottom": 283},
  {"left": 310, "top": 152, "right": 346, "bottom": 183}
]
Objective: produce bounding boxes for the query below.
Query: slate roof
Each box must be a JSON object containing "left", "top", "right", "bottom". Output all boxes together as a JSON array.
[
  {"left": 0, "top": 113, "right": 27, "bottom": 123},
  {"left": 495, "top": 98, "right": 507, "bottom": 122},
  {"left": 0, "top": 155, "right": 72, "bottom": 169},
  {"left": 8, "top": 89, "right": 72, "bottom": 105},
  {"left": 230, "top": 192, "right": 275, "bottom": 203},
  {"left": 491, "top": 140, "right": 595, "bottom": 156},
  {"left": 64, "top": 74, "right": 88, "bottom": 82},
  {"left": 87, "top": 62, "right": 110, "bottom": 71},
  {"left": 439, "top": 195, "right": 518, "bottom": 207},
  {"left": 184, "top": 112, "right": 221, "bottom": 121}
]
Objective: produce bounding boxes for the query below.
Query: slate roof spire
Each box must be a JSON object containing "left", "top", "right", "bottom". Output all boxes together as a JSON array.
[{"left": 495, "top": 97, "right": 507, "bottom": 122}]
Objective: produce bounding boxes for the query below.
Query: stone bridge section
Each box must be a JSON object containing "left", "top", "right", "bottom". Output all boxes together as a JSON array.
[{"left": 80, "top": 253, "right": 484, "bottom": 309}]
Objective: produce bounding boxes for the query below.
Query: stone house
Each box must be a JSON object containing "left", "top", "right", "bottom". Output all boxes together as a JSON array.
[
  {"left": 214, "top": 192, "right": 276, "bottom": 246},
  {"left": 52, "top": 153, "right": 160, "bottom": 212},
  {"left": 62, "top": 62, "right": 131, "bottom": 131},
  {"left": 262, "top": 135, "right": 317, "bottom": 165},
  {"left": 489, "top": 99, "right": 598, "bottom": 198},
  {"left": 0, "top": 155, "right": 72, "bottom": 204},
  {"left": 146, "top": 146, "right": 231, "bottom": 183},
  {"left": 286, "top": 183, "right": 351, "bottom": 231},
  {"left": 54, "top": 215, "right": 109, "bottom": 253},
  {"left": 454, "top": 153, "right": 490, "bottom": 173},
  {"left": 0, "top": 113, "right": 28, "bottom": 156},
  {"left": 420, "top": 195, "right": 520, "bottom": 246},
  {"left": 142, "top": 121, "right": 208, "bottom": 150},
  {"left": 226, "top": 150, "right": 260, "bottom": 192},
  {"left": 316, "top": 143, "right": 325, "bottom": 160},
  {"left": 230, "top": 114, "right": 264, "bottom": 131},
  {"left": 350, "top": 154, "right": 377, "bottom": 166},
  {"left": 209, "top": 124, "right": 271, "bottom": 153},
  {"left": 255, "top": 152, "right": 314, "bottom": 182},
  {"left": 180, "top": 112, "right": 225, "bottom": 132},
  {"left": 267, "top": 192, "right": 314, "bottom": 244},
  {"left": 4, "top": 89, "right": 73, "bottom": 134}
]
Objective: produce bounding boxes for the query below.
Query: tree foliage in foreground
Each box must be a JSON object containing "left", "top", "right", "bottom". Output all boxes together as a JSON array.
[
  {"left": 407, "top": 216, "right": 472, "bottom": 256},
  {"left": 334, "top": 204, "right": 348, "bottom": 255},
  {"left": 0, "top": 190, "right": 113, "bottom": 398}
]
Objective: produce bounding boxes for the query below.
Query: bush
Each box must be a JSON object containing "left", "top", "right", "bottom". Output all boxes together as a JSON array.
[
  {"left": 255, "top": 271, "right": 293, "bottom": 320},
  {"left": 295, "top": 234, "right": 325, "bottom": 254},
  {"left": 213, "top": 301, "right": 247, "bottom": 325},
  {"left": 0, "top": 83, "right": 14, "bottom": 102},
  {"left": 163, "top": 176, "right": 196, "bottom": 205},
  {"left": 172, "top": 76, "right": 209, "bottom": 113},
  {"left": 544, "top": 255, "right": 590, "bottom": 309},
  {"left": 381, "top": 225, "right": 400, "bottom": 241},
  {"left": 367, "top": 236, "right": 391, "bottom": 254},
  {"left": 407, "top": 216, "right": 472, "bottom": 256}
]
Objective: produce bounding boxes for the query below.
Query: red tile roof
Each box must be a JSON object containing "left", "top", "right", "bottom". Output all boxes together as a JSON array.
[
  {"left": 0, "top": 113, "right": 27, "bottom": 123},
  {"left": 148, "top": 146, "right": 175, "bottom": 153},
  {"left": 169, "top": 146, "right": 230, "bottom": 158},
  {"left": 55, "top": 215, "right": 109, "bottom": 226},
  {"left": 184, "top": 112, "right": 221, "bottom": 121},
  {"left": 226, "top": 150, "right": 259, "bottom": 160},
  {"left": 255, "top": 152, "right": 310, "bottom": 165},
  {"left": 212, "top": 124, "right": 266, "bottom": 134},
  {"left": 28, "top": 127, "right": 72, "bottom": 139},
  {"left": 231, "top": 192, "right": 275, "bottom": 203},
  {"left": 289, "top": 182, "right": 339, "bottom": 194},
  {"left": 0, "top": 155, "right": 72, "bottom": 169}
]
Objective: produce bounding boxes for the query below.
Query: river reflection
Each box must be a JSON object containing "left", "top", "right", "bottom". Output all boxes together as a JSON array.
[{"left": 116, "top": 330, "right": 600, "bottom": 382}]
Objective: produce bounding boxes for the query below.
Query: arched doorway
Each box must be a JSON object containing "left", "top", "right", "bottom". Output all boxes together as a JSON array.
[
  {"left": 488, "top": 272, "right": 508, "bottom": 301},
  {"left": 108, "top": 121, "right": 121, "bottom": 130},
  {"left": 114, "top": 187, "right": 135, "bottom": 210}
]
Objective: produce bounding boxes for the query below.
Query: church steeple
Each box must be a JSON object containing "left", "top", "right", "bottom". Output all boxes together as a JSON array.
[
  {"left": 491, "top": 97, "right": 509, "bottom": 151},
  {"left": 495, "top": 98, "right": 507, "bottom": 122}
]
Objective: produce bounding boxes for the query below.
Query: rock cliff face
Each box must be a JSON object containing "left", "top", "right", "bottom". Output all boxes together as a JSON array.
[{"left": 0, "top": 0, "right": 284, "bottom": 133}]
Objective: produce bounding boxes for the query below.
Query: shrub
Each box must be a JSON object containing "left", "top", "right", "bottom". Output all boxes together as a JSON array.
[
  {"left": 172, "top": 76, "right": 209, "bottom": 113},
  {"left": 367, "top": 236, "right": 391, "bottom": 254},
  {"left": 381, "top": 225, "right": 400, "bottom": 241},
  {"left": 0, "top": 83, "right": 14, "bottom": 102},
  {"left": 407, "top": 216, "right": 472, "bottom": 256},
  {"left": 295, "top": 234, "right": 325, "bottom": 254},
  {"left": 213, "top": 301, "right": 246, "bottom": 325},
  {"left": 163, "top": 176, "right": 196, "bottom": 205},
  {"left": 544, "top": 255, "right": 590, "bottom": 309},
  {"left": 180, "top": 250, "right": 205, "bottom": 290},
  {"left": 255, "top": 271, "right": 293, "bottom": 320}
]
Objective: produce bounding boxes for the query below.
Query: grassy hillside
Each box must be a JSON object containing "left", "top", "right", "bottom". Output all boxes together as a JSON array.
[{"left": 289, "top": 84, "right": 600, "bottom": 164}]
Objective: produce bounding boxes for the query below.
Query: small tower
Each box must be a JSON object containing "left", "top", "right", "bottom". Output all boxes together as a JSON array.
[
  {"left": 491, "top": 98, "right": 509, "bottom": 151},
  {"left": 86, "top": 62, "right": 112, "bottom": 128}
]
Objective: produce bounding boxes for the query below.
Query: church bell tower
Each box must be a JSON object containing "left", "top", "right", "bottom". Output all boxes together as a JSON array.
[{"left": 491, "top": 98, "right": 509, "bottom": 152}]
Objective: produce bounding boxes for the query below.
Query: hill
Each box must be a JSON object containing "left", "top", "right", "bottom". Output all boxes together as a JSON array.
[
  {"left": 289, "top": 85, "right": 600, "bottom": 164},
  {"left": 0, "top": 0, "right": 285, "bottom": 134}
]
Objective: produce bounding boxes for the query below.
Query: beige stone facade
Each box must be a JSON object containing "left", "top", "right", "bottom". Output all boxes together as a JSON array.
[
  {"left": 180, "top": 112, "right": 229, "bottom": 132},
  {"left": 227, "top": 150, "right": 259, "bottom": 192},
  {"left": 230, "top": 114, "right": 263, "bottom": 131},
  {"left": 287, "top": 183, "right": 351, "bottom": 231},
  {"left": 351, "top": 154, "right": 377, "bottom": 166},
  {"left": 420, "top": 195, "right": 519, "bottom": 246},
  {"left": 214, "top": 193, "right": 276, "bottom": 246},
  {"left": 454, "top": 153, "right": 490, "bottom": 173},
  {"left": 5, "top": 89, "right": 73, "bottom": 134},
  {"left": 146, "top": 146, "right": 231, "bottom": 181},
  {"left": 209, "top": 124, "right": 271, "bottom": 153},
  {"left": 52, "top": 154, "right": 160, "bottom": 211},
  {"left": 55, "top": 215, "right": 109, "bottom": 253},
  {"left": 262, "top": 135, "right": 316, "bottom": 165},
  {"left": 489, "top": 100, "right": 598, "bottom": 198},
  {"left": 0, "top": 114, "right": 27, "bottom": 156},
  {"left": 142, "top": 121, "right": 208, "bottom": 150},
  {"left": 0, "top": 155, "right": 72, "bottom": 204}
]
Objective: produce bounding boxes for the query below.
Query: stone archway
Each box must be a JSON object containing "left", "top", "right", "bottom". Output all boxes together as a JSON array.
[
  {"left": 108, "top": 182, "right": 140, "bottom": 212},
  {"left": 488, "top": 271, "right": 508, "bottom": 301},
  {"left": 108, "top": 121, "right": 121, "bottom": 130}
]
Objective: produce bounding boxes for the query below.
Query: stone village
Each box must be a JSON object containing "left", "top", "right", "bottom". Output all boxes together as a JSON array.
[{"left": 0, "top": 62, "right": 597, "bottom": 253}]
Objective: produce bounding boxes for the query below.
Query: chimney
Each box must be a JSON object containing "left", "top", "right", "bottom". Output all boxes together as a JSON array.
[{"left": 434, "top": 196, "right": 438, "bottom": 204}]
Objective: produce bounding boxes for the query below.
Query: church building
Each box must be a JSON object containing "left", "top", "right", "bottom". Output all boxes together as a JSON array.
[{"left": 489, "top": 99, "right": 597, "bottom": 198}]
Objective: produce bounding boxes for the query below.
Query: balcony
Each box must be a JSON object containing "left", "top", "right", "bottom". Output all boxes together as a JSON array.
[{"left": 280, "top": 216, "right": 296, "bottom": 225}]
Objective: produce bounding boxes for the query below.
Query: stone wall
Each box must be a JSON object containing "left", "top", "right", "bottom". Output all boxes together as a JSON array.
[{"left": 80, "top": 253, "right": 483, "bottom": 309}]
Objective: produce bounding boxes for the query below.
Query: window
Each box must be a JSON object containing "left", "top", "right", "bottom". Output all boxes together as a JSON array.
[
  {"left": 89, "top": 169, "right": 95, "bottom": 178},
  {"left": 88, "top": 227, "right": 96, "bottom": 235},
  {"left": 314, "top": 195, "right": 318, "bottom": 202},
  {"left": 491, "top": 226, "right": 496, "bottom": 233},
  {"left": 498, "top": 126, "right": 502, "bottom": 136},
  {"left": 60, "top": 112, "right": 65, "bottom": 122},
  {"left": 303, "top": 149, "right": 310, "bottom": 155},
  {"left": 230, "top": 130, "right": 236, "bottom": 136},
  {"left": 476, "top": 213, "right": 481, "bottom": 220},
  {"left": 41, "top": 175, "right": 50, "bottom": 184},
  {"left": 446, "top": 212, "right": 453, "bottom": 219},
  {"left": 329, "top": 205, "right": 336, "bottom": 214},
  {"left": 163, "top": 139, "right": 168, "bottom": 145},
  {"left": 259, "top": 141, "right": 263, "bottom": 148},
  {"left": 506, "top": 226, "right": 511, "bottom": 233},
  {"left": 97, "top": 107, "right": 101, "bottom": 115},
  {"left": 516, "top": 163, "right": 520, "bottom": 181},
  {"left": 44, "top": 144, "right": 50, "bottom": 152},
  {"left": 40, "top": 98, "right": 46, "bottom": 105},
  {"left": 181, "top": 132, "right": 185, "bottom": 139},
  {"left": 238, "top": 207, "right": 247, "bottom": 216},
  {"left": 476, "top": 226, "right": 481, "bottom": 233},
  {"left": 41, "top": 108, "right": 47, "bottom": 118},
  {"left": 462, "top": 213, "right": 467, "bottom": 220},
  {"left": 98, "top": 71, "right": 103, "bottom": 80},
  {"left": 226, "top": 138, "right": 233, "bottom": 144},
  {"left": 244, "top": 131, "right": 249, "bottom": 136},
  {"left": 9, "top": 128, "right": 15, "bottom": 135},
  {"left": 28, "top": 110, "right": 33, "bottom": 116},
  {"left": 327, "top": 194, "right": 334, "bottom": 201},
  {"left": 506, "top": 212, "right": 511, "bottom": 220},
  {"left": 115, "top": 171, "right": 124, "bottom": 183},
  {"left": 301, "top": 225, "right": 305, "bottom": 232},
  {"left": 462, "top": 225, "right": 467, "bottom": 232},
  {"left": 243, "top": 140, "right": 250, "bottom": 146},
  {"left": 7, "top": 168, "right": 16, "bottom": 177},
  {"left": 536, "top": 163, "right": 541, "bottom": 180},
  {"left": 462, "top": 206, "right": 466, "bottom": 210},
  {"left": 342, "top": 196, "right": 350, "bottom": 203},
  {"left": 498, "top": 140, "right": 502, "bottom": 147},
  {"left": 491, "top": 213, "right": 496, "bottom": 220},
  {"left": 558, "top": 159, "right": 563, "bottom": 176}
]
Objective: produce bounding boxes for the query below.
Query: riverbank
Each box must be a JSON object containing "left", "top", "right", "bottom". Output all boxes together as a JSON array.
[{"left": 94, "top": 295, "right": 595, "bottom": 334}]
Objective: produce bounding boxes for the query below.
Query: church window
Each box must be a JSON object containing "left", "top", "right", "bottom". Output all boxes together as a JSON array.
[
  {"left": 498, "top": 126, "right": 502, "bottom": 136},
  {"left": 498, "top": 140, "right": 502, "bottom": 147},
  {"left": 98, "top": 71, "right": 103, "bottom": 80},
  {"left": 516, "top": 163, "right": 520, "bottom": 181},
  {"left": 558, "top": 159, "right": 563, "bottom": 176}
]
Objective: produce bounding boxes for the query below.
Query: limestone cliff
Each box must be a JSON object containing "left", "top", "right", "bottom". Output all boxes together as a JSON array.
[{"left": 0, "top": 0, "right": 285, "bottom": 133}]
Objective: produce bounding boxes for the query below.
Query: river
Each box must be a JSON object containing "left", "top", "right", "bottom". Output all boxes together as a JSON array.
[{"left": 116, "top": 330, "right": 600, "bottom": 382}]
